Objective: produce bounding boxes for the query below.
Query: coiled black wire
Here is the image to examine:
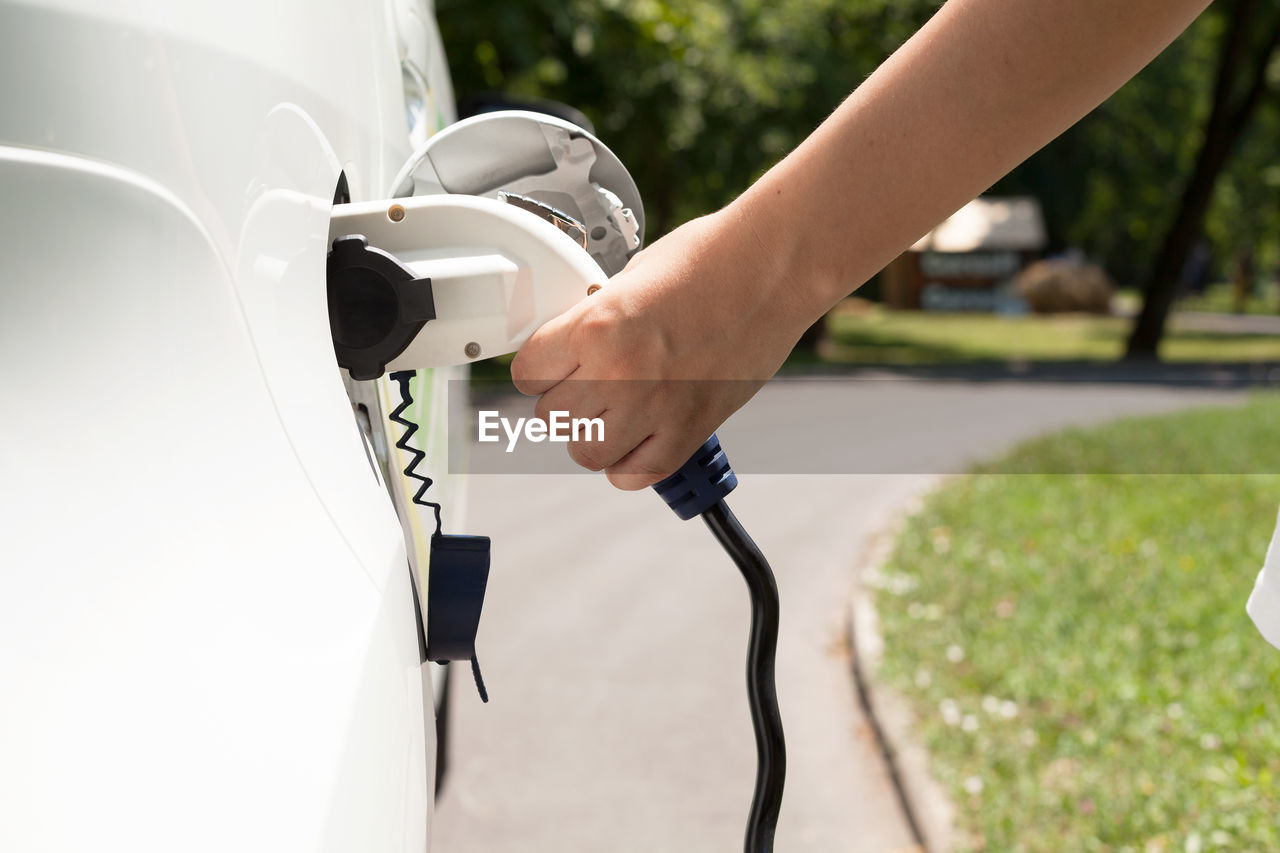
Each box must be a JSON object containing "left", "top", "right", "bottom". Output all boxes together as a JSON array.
[
  {"left": 388, "top": 370, "right": 443, "bottom": 536},
  {"left": 387, "top": 372, "right": 490, "bottom": 703},
  {"left": 702, "top": 500, "right": 786, "bottom": 853}
]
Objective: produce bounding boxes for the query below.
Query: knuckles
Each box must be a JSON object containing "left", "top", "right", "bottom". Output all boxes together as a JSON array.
[
  {"left": 604, "top": 466, "right": 667, "bottom": 491},
  {"left": 604, "top": 452, "right": 680, "bottom": 491},
  {"left": 567, "top": 441, "right": 608, "bottom": 472},
  {"left": 509, "top": 352, "right": 537, "bottom": 395},
  {"left": 575, "top": 303, "right": 618, "bottom": 345},
  {"left": 532, "top": 396, "right": 554, "bottom": 425}
]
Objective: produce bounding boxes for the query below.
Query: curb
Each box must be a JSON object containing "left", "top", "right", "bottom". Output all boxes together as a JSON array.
[{"left": 848, "top": 490, "right": 956, "bottom": 853}]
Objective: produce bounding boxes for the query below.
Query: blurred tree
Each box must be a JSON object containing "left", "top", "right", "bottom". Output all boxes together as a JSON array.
[
  {"left": 1126, "top": 0, "right": 1280, "bottom": 357},
  {"left": 1206, "top": 105, "right": 1280, "bottom": 279},
  {"left": 991, "top": 15, "right": 1220, "bottom": 281},
  {"left": 435, "top": 0, "right": 940, "bottom": 236},
  {"left": 436, "top": 1, "right": 1280, "bottom": 345}
]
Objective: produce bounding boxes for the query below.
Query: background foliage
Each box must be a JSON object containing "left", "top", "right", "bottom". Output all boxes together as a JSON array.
[{"left": 435, "top": 0, "right": 1280, "bottom": 288}]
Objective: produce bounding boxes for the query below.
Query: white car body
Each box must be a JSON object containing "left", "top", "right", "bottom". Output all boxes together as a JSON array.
[{"left": 0, "top": 0, "right": 462, "bottom": 848}]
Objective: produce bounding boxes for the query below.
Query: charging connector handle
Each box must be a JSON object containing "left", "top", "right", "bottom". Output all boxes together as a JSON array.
[
  {"left": 653, "top": 436, "right": 786, "bottom": 853},
  {"left": 651, "top": 434, "right": 738, "bottom": 520}
]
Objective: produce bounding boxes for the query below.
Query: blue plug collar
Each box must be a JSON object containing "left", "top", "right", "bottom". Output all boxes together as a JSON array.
[{"left": 652, "top": 433, "right": 738, "bottom": 520}]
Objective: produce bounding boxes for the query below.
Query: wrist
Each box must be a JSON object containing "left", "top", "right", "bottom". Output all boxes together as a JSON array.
[{"left": 722, "top": 179, "right": 848, "bottom": 344}]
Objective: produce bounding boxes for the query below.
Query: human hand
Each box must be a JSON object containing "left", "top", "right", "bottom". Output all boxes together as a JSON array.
[{"left": 510, "top": 204, "right": 816, "bottom": 490}]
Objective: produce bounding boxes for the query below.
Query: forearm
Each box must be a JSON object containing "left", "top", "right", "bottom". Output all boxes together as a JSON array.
[
  {"left": 512, "top": 0, "right": 1215, "bottom": 487},
  {"left": 737, "top": 0, "right": 1215, "bottom": 327}
]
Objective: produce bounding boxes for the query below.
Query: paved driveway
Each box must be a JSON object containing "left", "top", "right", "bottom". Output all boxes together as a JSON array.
[{"left": 432, "top": 376, "right": 1244, "bottom": 852}]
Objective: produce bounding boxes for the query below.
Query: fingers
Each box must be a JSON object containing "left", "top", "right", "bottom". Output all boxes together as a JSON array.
[
  {"left": 566, "top": 407, "right": 656, "bottom": 472},
  {"left": 503, "top": 214, "right": 773, "bottom": 490},
  {"left": 510, "top": 306, "right": 581, "bottom": 396},
  {"left": 533, "top": 382, "right": 659, "bottom": 473},
  {"left": 604, "top": 431, "right": 705, "bottom": 491},
  {"left": 604, "top": 439, "right": 672, "bottom": 490}
]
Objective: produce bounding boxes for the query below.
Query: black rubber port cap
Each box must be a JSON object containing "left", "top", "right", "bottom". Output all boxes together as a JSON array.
[
  {"left": 327, "top": 235, "right": 436, "bottom": 380},
  {"left": 425, "top": 534, "right": 491, "bottom": 664}
]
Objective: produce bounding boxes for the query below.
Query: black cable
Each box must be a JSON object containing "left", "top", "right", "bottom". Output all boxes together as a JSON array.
[
  {"left": 702, "top": 500, "right": 786, "bottom": 853},
  {"left": 388, "top": 370, "right": 443, "bottom": 536},
  {"left": 388, "top": 373, "right": 491, "bottom": 703}
]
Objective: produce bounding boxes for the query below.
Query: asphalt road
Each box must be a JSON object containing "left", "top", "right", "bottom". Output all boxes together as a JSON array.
[{"left": 431, "top": 376, "right": 1245, "bottom": 853}]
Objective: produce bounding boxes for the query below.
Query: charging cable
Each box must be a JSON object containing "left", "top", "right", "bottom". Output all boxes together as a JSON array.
[
  {"left": 653, "top": 436, "right": 786, "bottom": 853},
  {"left": 388, "top": 370, "right": 491, "bottom": 704}
]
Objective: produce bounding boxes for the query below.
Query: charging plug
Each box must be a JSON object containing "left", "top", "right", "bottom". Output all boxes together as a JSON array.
[{"left": 652, "top": 433, "right": 738, "bottom": 520}]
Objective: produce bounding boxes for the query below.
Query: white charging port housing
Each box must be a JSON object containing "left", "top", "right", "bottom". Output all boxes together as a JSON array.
[
  {"left": 391, "top": 110, "right": 643, "bottom": 278},
  {"left": 330, "top": 193, "right": 607, "bottom": 370}
]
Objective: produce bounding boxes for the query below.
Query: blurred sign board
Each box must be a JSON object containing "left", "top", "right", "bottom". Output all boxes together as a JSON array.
[{"left": 882, "top": 196, "right": 1047, "bottom": 310}]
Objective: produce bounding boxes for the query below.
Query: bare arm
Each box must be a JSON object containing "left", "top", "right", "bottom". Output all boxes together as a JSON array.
[{"left": 512, "top": 0, "right": 1215, "bottom": 489}]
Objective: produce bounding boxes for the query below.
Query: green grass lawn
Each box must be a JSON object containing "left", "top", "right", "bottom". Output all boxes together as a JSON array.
[
  {"left": 873, "top": 394, "right": 1280, "bottom": 852},
  {"left": 1178, "top": 283, "right": 1280, "bottom": 318},
  {"left": 824, "top": 306, "right": 1280, "bottom": 365}
]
